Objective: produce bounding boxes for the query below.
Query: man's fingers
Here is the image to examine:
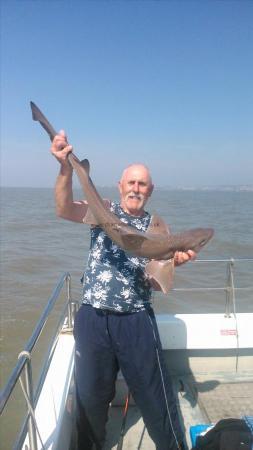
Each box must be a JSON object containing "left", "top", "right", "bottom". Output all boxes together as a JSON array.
[
  {"left": 52, "top": 144, "right": 73, "bottom": 157},
  {"left": 56, "top": 145, "right": 72, "bottom": 155},
  {"left": 59, "top": 129, "right": 68, "bottom": 141},
  {"left": 51, "top": 130, "right": 71, "bottom": 154},
  {"left": 174, "top": 250, "right": 196, "bottom": 265},
  {"left": 187, "top": 250, "right": 196, "bottom": 260},
  {"left": 53, "top": 135, "right": 67, "bottom": 147}
]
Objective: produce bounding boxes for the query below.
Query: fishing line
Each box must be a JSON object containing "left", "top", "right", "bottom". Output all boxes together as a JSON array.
[{"left": 147, "top": 314, "right": 181, "bottom": 450}]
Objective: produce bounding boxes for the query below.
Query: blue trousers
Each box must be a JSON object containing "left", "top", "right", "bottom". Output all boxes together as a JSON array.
[{"left": 74, "top": 304, "right": 184, "bottom": 450}]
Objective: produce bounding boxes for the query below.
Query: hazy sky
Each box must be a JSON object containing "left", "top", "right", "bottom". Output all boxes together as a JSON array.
[{"left": 1, "top": 1, "right": 253, "bottom": 187}]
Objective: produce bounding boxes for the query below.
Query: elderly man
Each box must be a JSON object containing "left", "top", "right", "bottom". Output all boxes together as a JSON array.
[{"left": 51, "top": 131, "right": 195, "bottom": 450}]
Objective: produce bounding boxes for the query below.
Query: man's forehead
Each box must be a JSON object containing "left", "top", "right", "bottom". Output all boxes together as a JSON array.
[{"left": 122, "top": 164, "right": 151, "bottom": 181}]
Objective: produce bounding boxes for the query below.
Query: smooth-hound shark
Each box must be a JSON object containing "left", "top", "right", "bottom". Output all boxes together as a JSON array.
[{"left": 30, "top": 101, "right": 214, "bottom": 293}]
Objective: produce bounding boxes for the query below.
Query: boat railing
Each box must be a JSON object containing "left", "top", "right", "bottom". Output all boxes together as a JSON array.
[
  {"left": 170, "top": 258, "right": 253, "bottom": 317},
  {"left": 1, "top": 259, "right": 252, "bottom": 449},
  {"left": 0, "top": 272, "right": 79, "bottom": 450}
]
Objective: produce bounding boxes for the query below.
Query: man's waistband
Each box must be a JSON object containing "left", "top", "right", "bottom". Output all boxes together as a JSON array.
[{"left": 81, "top": 303, "right": 152, "bottom": 316}]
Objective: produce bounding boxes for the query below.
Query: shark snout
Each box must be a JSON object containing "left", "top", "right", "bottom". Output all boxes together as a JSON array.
[{"left": 193, "top": 228, "right": 214, "bottom": 251}]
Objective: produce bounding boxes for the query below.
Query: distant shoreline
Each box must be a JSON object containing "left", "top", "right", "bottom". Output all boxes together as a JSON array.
[
  {"left": 156, "top": 185, "right": 253, "bottom": 192},
  {"left": 2, "top": 185, "right": 253, "bottom": 192}
]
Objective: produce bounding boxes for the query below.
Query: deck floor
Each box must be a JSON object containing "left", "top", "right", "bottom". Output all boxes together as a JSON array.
[
  {"left": 105, "top": 406, "right": 155, "bottom": 450},
  {"left": 194, "top": 380, "right": 253, "bottom": 423},
  {"left": 104, "top": 377, "right": 253, "bottom": 449}
]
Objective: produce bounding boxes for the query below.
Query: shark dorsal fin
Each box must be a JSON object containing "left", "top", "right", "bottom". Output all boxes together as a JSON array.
[
  {"left": 80, "top": 159, "right": 90, "bottom": 174},
  {"left": 147, "top": 215, "right": 170, "bottom": 237}
]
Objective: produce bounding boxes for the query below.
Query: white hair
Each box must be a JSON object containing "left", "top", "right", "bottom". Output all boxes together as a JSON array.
[{"left": 120, "top": 163, "right": 153, "bottom": 185}]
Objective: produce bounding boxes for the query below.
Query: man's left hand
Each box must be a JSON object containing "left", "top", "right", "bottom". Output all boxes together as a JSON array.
[{"left": 174, "top": 250, "right": 196, "bottom": 266}]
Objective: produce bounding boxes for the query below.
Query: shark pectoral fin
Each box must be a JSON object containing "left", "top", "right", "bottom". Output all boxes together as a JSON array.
[
  {"left": 145, "top": 259, "right": 174, "bottom": 294},
  {"left": 82, "top": 199, "right": 111, "bottom": 225},
  {"left": 82, "top": 207, "right": 98, "bottom": 225}
]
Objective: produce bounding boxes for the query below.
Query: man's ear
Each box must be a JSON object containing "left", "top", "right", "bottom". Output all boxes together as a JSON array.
[{"left": 149, "top": 184, "right": 154, "bottom": 197}]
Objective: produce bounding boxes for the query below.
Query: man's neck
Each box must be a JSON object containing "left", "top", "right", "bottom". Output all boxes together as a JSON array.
[{"left": 120, "top": 202, "right": 145, "bottom": 217}]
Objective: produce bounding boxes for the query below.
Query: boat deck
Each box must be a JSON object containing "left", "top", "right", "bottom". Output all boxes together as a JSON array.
[
  {"left": 105, "top": 406, "right": 154, "bottom": 449},
  {"left": 105, "top": 375, "right": 253, "bottom": 449},
  {"left": 2, "top": 267, "right": 253, "bottom": 450}
]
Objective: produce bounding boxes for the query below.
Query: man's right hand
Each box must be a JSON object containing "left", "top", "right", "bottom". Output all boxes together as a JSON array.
[{"left": 51, "top": 130, "right": 73, "bottom": 167}]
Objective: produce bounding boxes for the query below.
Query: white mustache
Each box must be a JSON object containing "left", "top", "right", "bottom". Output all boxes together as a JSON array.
[{"left": 126, "top": 193, "right": 144, "bottom": 201}]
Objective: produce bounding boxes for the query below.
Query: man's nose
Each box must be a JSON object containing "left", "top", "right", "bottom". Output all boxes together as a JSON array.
[{"left": 133, "top": 182, "right": 139, "bottom": 192}]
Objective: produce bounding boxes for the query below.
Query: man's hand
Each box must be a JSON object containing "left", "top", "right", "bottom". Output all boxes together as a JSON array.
[
  {"left": 174, "top": 250, "right": 196, "bottom": 266},
  {"left": 51, "top": 130, "right": 73, "bottom": 167}
]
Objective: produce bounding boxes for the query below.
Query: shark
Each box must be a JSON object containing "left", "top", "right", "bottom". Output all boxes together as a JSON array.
[{"left": 30, "top": 101, "right": 214, "bottom": 293}]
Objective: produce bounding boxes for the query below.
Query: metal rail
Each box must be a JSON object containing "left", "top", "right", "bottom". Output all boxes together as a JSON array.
[
  {"left": 1, "top": 260, "right": 252, "bottom": 449},
  {"left": 0, "top": 272, "right": 78, "bottom": 450},
  {"left": 170, "top": 258, "right": 253, "bottom": 317}
]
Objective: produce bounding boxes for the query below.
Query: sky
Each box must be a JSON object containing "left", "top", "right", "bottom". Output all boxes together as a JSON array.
[{"left": 1, "top": 0, "right": 253, "bottom": 188}]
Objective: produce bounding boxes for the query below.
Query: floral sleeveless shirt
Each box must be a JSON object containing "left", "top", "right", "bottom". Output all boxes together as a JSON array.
[{"left": 82, "top": 202, "right": 152, "bottom": 312}]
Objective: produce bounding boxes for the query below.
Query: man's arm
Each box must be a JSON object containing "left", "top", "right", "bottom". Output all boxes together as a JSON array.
[{"left": 51, "top": 130, "right": 88, "bottom": 223}]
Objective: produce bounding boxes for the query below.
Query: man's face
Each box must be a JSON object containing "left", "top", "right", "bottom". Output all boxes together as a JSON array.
[{"left": 118, "top": 165, "right": 154, "bottom": 216}]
